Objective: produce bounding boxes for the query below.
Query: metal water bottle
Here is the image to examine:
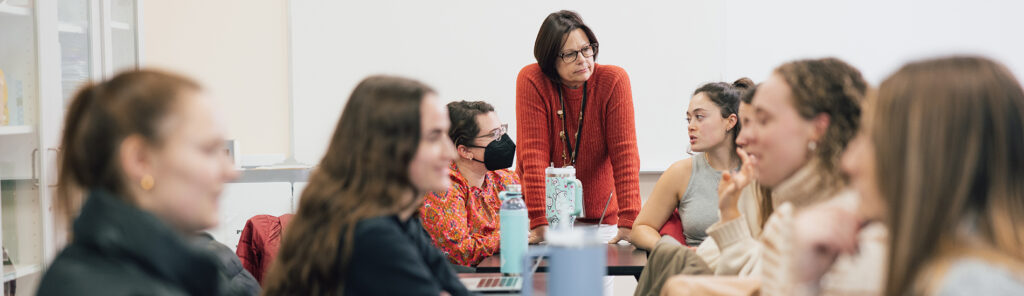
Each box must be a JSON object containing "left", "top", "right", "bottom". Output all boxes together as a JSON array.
[{"left": 499, "top": 184, "right": 528, "bottom": 274}]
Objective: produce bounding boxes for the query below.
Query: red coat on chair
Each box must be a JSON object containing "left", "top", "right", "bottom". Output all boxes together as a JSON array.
[
  {"left": 235, "top": 214, "right": 294, "bottom": 284},
  {"left": 658, "top": 209, "right": 687, "bottom": 246}
]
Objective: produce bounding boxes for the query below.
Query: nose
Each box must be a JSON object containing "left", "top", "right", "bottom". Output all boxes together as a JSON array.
[
  {"left": 687, "top": 120, "right": 697, "bottom": 132},
  {"left": 575, "top": 53, "right": 587, "bottom": 65},
  {"left": 444, "top": 138, "right": 458, "bottom": 161}
]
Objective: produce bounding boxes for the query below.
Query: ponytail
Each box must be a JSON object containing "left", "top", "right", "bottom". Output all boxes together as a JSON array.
[{"left": 55, "top": 70, "right": 200, "bottom": 233}]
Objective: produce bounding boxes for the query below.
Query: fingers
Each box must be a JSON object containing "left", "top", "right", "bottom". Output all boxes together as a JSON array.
[
  {"left": 732, "top": 147, "right": 756, "bottom": 186},
  {"left": 608, "top": 235, "right": 622, "bottom": 244},
  {"left": 528, "top": 227, "right": 545, "bottom": 244},
  {"left": 816, "top": 208, "right": 861, "bottom": 255},
  {"left": 736, "top": 147, "right": 750, "bottom": 164}
]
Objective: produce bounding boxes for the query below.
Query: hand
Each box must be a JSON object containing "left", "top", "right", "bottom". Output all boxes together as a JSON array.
[
  {"left": 792, "top": 203, "right": 862, "bottom": 284},
  {"left": 528, "top": 226, "right": 547, "bottom": 244},
  {"left": 608, "top": 227, "right": 632, "bottom": 244},
  {"left": 718, "top": 147, "right": 757, "bottom": 221}
]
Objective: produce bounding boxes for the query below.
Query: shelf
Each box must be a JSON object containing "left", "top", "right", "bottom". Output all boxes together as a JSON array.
[
  {"left": 2, "top": 263, "right": 42, "bottom": 282},
  {"left": 58, "top": 22, "right": 85, "bottom": 34},
  {"left": 232, "top": 166, "right": 313, "bottom": 183},
  {"left": 110, "top": 21, "right": 130, "bottom": 31},
  {"left": 0, "top": 3, "right": 31, "bottom": 16},
  {"left": 0, "top": 126, "right": 33, "bottom": 136}
]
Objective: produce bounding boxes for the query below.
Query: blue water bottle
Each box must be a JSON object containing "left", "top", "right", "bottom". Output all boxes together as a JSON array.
[{"left": 499, "top": 184, "right": 528, "bottom": 274}]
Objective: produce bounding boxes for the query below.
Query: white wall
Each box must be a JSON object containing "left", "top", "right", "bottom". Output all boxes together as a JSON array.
[
  {"left": 721, "top": 0, "right": 1024, "bottom": 85},
  {"left": 290, "top": 0, "right": 728, "bottom": 170},
  {"left": 143, "top": 0, "right": 291, "bottom": 157},
  {"left": 290, "top": 0, "right": 1024, "bottom": 173}
]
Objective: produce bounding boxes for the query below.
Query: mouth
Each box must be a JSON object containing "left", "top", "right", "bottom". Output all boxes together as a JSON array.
[
  {"left": 574, "top": 67, "right": 588, "bottom": 74},
  {"left": 689, "top": 135, "right": 697, "bottom": 145}
]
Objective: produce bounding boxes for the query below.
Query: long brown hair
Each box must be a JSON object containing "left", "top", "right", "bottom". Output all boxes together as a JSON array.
[
  {"left": 57, "top": 70, "right": 200, "bottom": 230},
  {"left": 261, "top": 75, "right": 436, "bottom": 295},
  {"left": 872, "top": 56, "right": 1024, "bottom": 296}
]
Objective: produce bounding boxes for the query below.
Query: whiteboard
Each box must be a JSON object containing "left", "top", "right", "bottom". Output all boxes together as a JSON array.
[{"left": 290, "top": 0, "right": 1024, "bottom": 171}]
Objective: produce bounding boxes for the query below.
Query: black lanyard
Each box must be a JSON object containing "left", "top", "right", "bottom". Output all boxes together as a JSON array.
[{"left": 557, "top": 81, "right": 588, "bottom": 166}]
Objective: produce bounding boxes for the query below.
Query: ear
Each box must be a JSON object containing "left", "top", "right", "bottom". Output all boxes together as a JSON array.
[
  {"left": 726, "top": 114, "right": 739, "bottom": 132},
  {"left": 118, "top": 135, "right": 154, "bottom": 187},
  {"left": 810, "top": 113, "right": 831, "bottom": 141},
  {"left": 456, "top": 144, "right": 476, "bottom": 161}
]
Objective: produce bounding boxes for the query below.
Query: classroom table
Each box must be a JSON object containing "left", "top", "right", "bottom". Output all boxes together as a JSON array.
[{"left": 474, "top": 243, "right": 648, "bottom": 279}]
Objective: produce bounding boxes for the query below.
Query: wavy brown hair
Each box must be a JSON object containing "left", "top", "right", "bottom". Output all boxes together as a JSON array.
[
  {"left": 447, "top": 100, "right": 495, "bottom": 147},
  {"left": 773, "top": 57, "right": 867, "bottom": 201},
  {"left": 57, "top": 70, "right": 200, "bottom": 231},
  {"left": 871, "top": 56, "right": 1024, "bottom": 296},
  {"left": 261, "top": 75, "right": 435, "bottom": 295}
]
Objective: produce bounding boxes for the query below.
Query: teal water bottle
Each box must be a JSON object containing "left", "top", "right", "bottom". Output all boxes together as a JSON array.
[{"left": 499, "top": 184, "right": 528, "bottom": 274}]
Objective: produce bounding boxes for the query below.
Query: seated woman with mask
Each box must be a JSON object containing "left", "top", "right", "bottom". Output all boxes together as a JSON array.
[{"left": 420, "top": 100, "right": 520, "bottom": 267}]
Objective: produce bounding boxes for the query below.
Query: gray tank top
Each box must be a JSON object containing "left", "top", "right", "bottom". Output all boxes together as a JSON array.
[{"left": 678, "top": 153, "right": 725, "bottom": 246}]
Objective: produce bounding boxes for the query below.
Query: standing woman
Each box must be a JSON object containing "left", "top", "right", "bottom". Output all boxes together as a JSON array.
[
  {"left": 516, "top": 10, "right": 641, "bottom": 243},
  {"left": 38, "top": 70, "right": 239, "bottom": 295},
  {"left": 632, "top": 78, "right": 752, "bottom": 250},
  {"left": 261, "top": 76, "right": 468, "bottom": 295}
]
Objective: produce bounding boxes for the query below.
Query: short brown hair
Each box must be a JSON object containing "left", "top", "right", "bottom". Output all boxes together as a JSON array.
[
  {"left": 533, "top": 10, "right": 599, "bottom": 84},
  {"left": 447, "top": 100, "right": 495, "bottom": 147}
]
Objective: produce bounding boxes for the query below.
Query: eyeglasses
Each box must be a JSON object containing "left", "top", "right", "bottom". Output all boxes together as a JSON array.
[
  {"left": 559, "top": 43, "right": 598, "bottom": 63},
  {"left": 475, "top": 123, "right": 508, "bottom": 142}
]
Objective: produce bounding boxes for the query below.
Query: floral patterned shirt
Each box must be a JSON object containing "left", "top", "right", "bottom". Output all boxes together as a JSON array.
[{"left": 419, "top": 162, "right": 520, "bottom": 266}]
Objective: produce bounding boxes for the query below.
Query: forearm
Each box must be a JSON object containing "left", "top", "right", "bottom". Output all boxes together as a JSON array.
[{"left": 630, "top": 224, "right": 663, "bottom": 250}]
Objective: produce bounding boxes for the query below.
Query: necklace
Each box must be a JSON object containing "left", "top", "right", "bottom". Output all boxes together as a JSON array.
[{"left": 557, "top": 81, "right": 588, "bottom": 166}]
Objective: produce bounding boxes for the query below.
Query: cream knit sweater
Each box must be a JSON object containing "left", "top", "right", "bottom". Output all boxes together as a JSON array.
[
  {"left": 682, "top": 160, "right": 887, "bottom": 296},
  {"left": 696, "top": 160, "right": 842, "bottom": 276}
]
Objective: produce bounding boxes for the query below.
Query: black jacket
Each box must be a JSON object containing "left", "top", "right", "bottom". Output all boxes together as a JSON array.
[
  {"left": 194, "top": 233, "right": 260, "bottom": 296},
  {"left": 37, "top": 190, "right": 221, "bottom": 296},
  {"left": 344, "top": 215, "right": 469, "bottom": 296}
]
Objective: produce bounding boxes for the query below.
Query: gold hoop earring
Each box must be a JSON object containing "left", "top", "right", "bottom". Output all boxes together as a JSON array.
[{"left": 141, "top": 175, "right": 155, "bottom": 191}]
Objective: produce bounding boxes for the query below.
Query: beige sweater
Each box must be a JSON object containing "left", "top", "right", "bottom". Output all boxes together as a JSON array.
[
  {"left": 696, "top": 160, "right": 842, "bottom": 276},
  {"left": 677, "top": 160, "right": 887, "bottom": 296},
  {"left": 760, "top": 194, "right": 888, "bottom": 296},
  {"left": 664, "top": 201, "right": 887, "bottom": 296}
]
